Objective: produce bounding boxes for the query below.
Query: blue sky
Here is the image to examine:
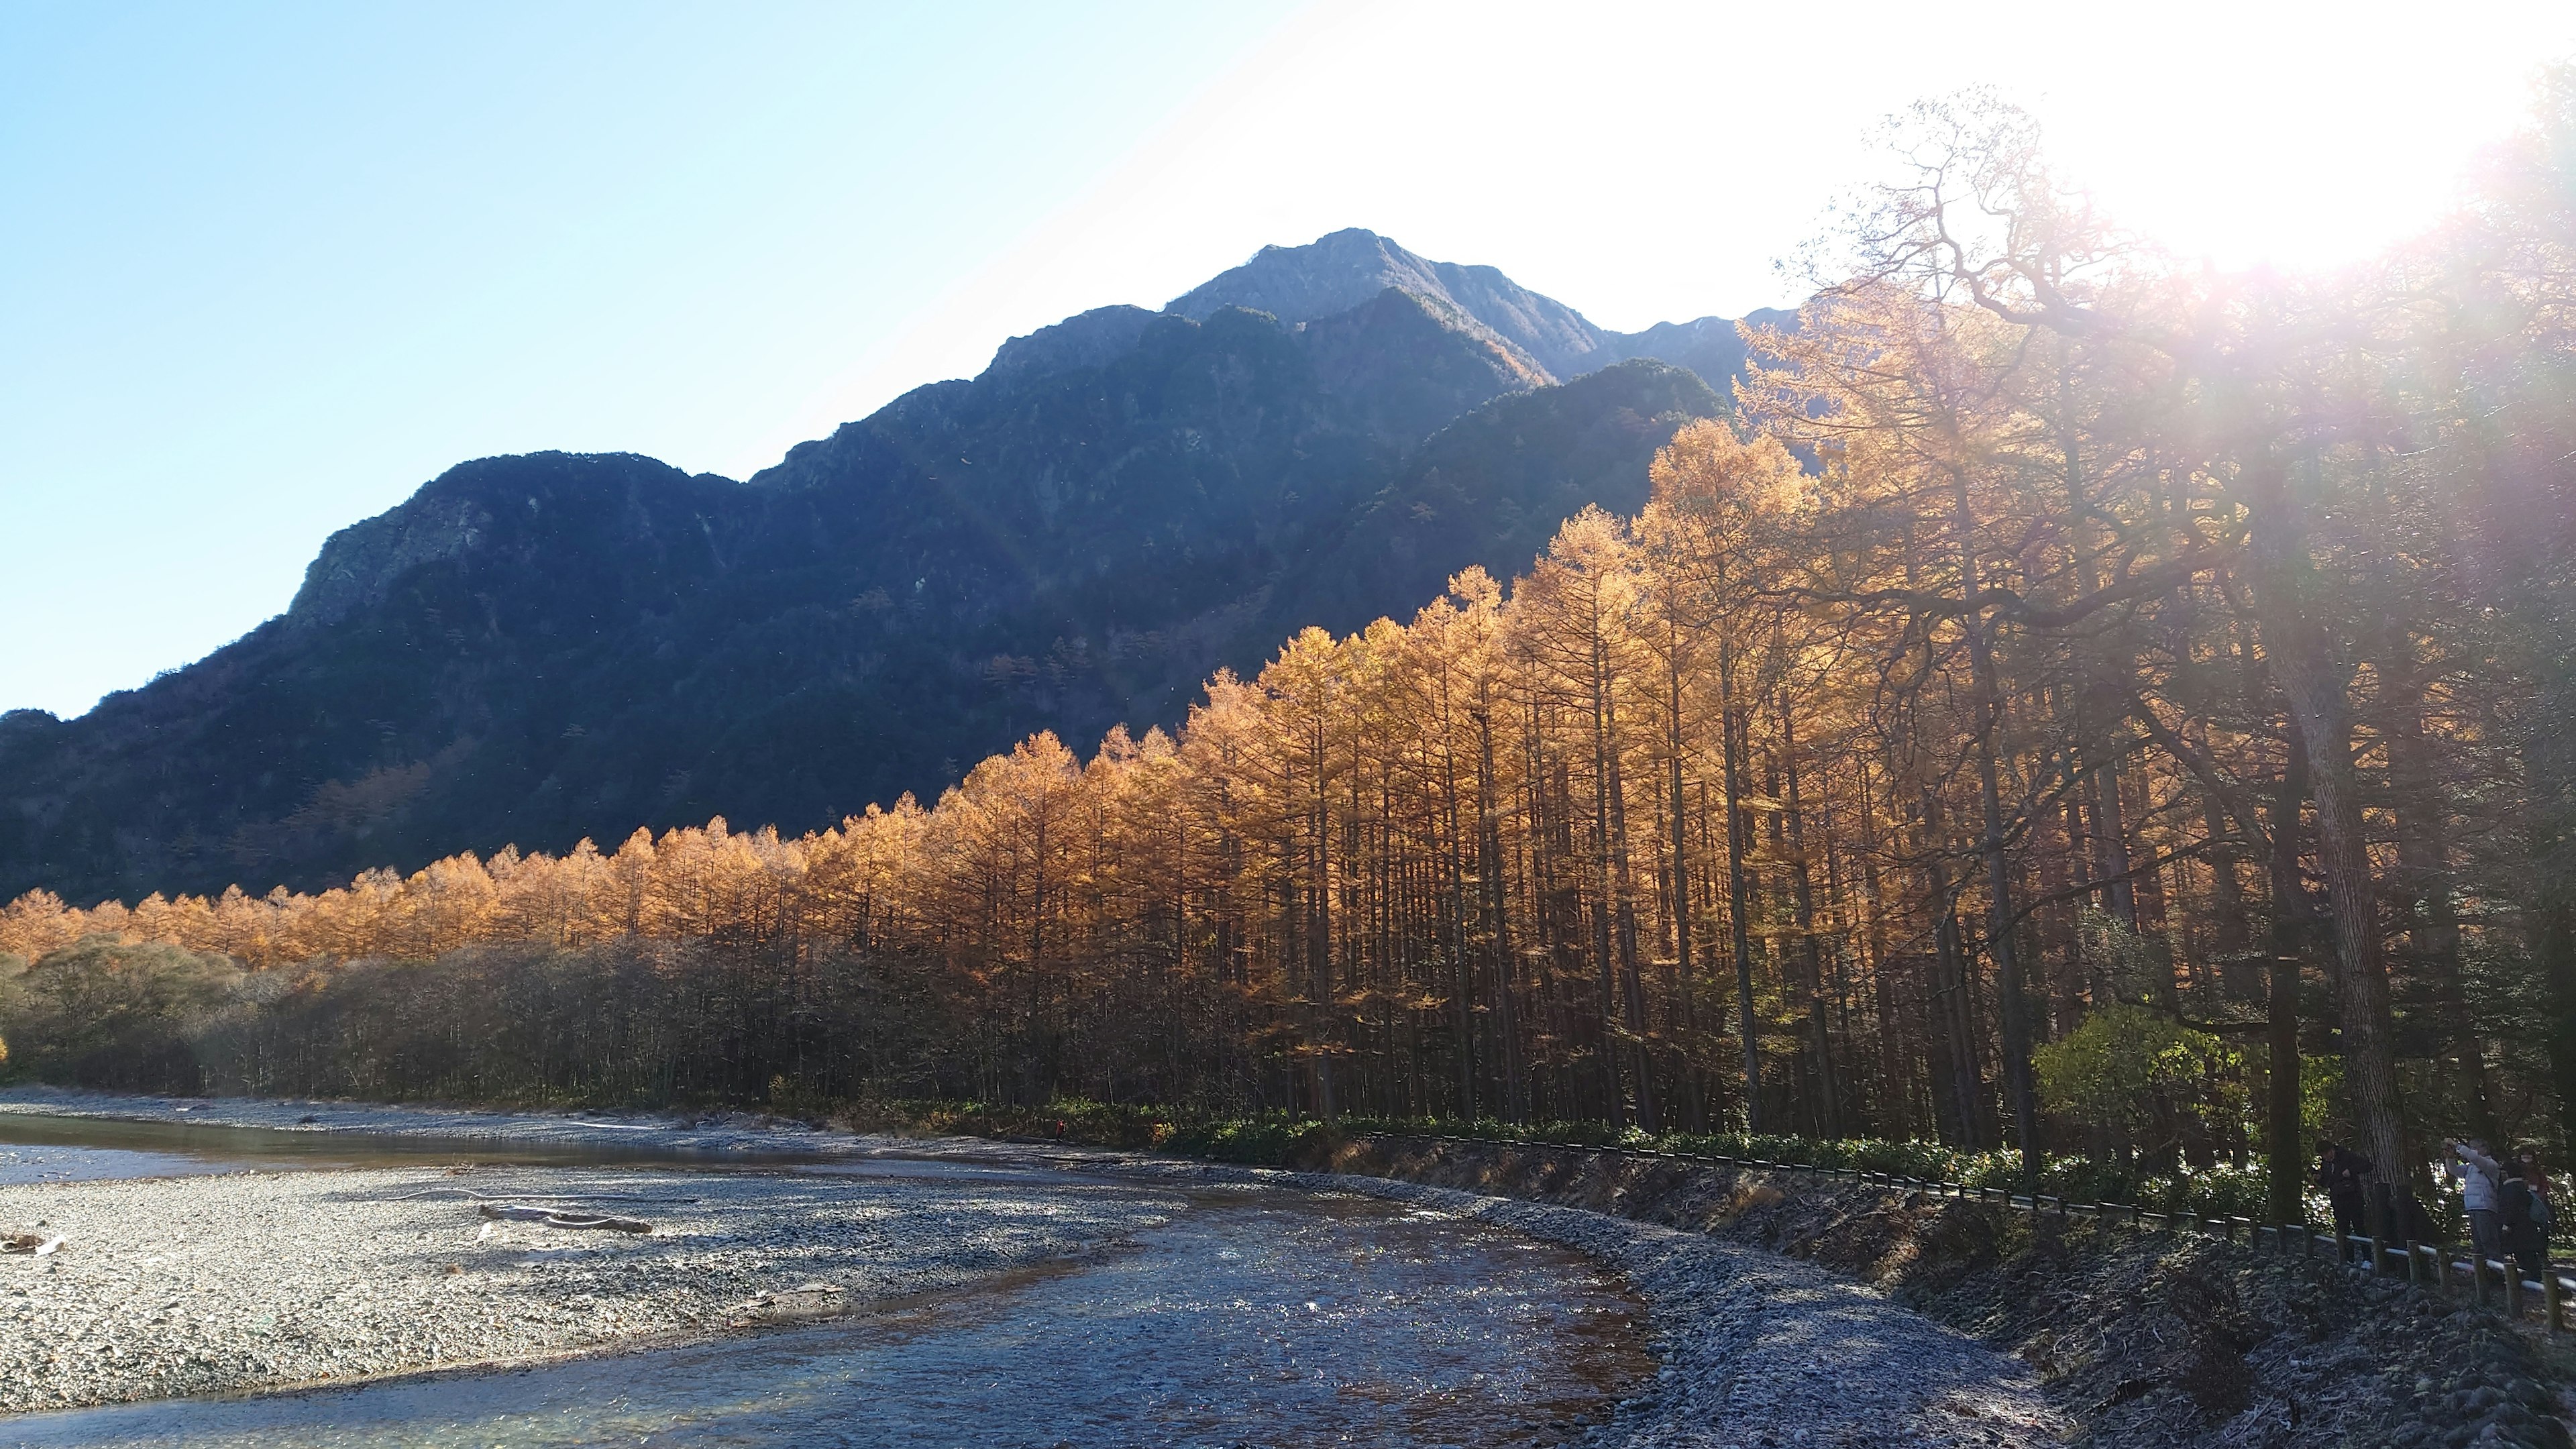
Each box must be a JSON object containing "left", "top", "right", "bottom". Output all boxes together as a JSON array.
[{"left": 5, "top": 1, "right": 2571, "bottom": 720}]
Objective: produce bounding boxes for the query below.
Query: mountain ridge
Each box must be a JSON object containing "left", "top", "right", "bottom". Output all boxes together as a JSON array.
[
  {"left": 1166, "top": 226, "right": 1792, "bottom": 390},
  {"left": 2, "top": 230, "right": 1771, "bottom": 905}
]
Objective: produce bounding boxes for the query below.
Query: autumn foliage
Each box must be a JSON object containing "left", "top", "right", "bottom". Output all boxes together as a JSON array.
[{"left": 6, "top": 79, "right": 2575, "bottom": 1211}]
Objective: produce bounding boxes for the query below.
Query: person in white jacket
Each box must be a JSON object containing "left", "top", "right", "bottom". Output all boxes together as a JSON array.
[{"left": 2452, "top": 1138, "right": 2506, "bottom": 1263}]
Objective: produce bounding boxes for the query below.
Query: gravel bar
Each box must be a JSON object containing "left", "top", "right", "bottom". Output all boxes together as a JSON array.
[{"left": 0, "top": 1163, "right": 1172, "bottom": 1413}]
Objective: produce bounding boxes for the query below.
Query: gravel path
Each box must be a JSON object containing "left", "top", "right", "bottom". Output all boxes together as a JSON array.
[{"left": 0, "top": 1162, "right": 1173, "bottom": 1413}]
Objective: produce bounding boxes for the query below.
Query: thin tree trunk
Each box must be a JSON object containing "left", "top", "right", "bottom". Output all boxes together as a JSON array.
[
  {"left": 2266, "top": 726, "right": 2310, "bottom": 1228},
  {"left": 1780, "top": 689, "right": 1839, "bottom": 1137},
  {"left": 1719, "top": 638, "right": 1760, "bottom": 1130}
]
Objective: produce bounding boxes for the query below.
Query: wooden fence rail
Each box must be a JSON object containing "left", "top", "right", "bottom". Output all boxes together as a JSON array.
[{"left": 1365, "top": 1133, "right": 2576, "bottom": 1334}]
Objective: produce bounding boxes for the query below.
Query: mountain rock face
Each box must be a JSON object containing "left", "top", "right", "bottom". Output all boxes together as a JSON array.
[
  {"left": 1, "top": 230, "right": 1763, "bottom": 905},
  {"left": 1167, "top": 226, "right": 1794, "bottom": 388}
]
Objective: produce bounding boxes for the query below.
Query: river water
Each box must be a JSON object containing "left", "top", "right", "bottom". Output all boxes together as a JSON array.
[
  {"left": 0, "top": 1114, "right": 1652, "bottom": 1448},
  {"left": 0, "top": 1111, "right": 822, "bottom": 1183}
]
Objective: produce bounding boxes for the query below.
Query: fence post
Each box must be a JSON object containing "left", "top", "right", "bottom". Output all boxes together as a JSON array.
[
  {"left": 2433, "top": 1244, "right": 2452, "bottom": 1297},
  {"left": 2367, "top": 1230, "right": 2383, "bottom": 1277},
  {"left": 2547, "top": 1273, "right": 2565, "bottom": 1332},
  {"left": 2506, "top": 1263, "right": 2528, "bottom": 1320},
  {"left": 2404, "top": 1241, "right": 2422, "bottom": 1287},
  {"left": 2471, "top": 1253, "right": 2489, "bottom": 1306}
]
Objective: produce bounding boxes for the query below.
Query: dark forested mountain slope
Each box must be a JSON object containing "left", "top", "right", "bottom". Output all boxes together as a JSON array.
[
  {"left": 1264, "top": 361, "right": 1723, "bottom": 643},
  {"left": 1, "top": 231, "right": 1751, "bottom": 904}
]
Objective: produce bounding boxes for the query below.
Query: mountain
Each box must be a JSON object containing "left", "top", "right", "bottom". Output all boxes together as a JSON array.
[
  {"left": 1167, "top": 227, "right": 1794, "bottom": 388},
  {"left": 0, "top": 230, "right": 1764, "bottom": 906}
]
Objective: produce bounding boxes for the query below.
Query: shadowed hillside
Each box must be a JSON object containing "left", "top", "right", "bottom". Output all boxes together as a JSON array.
[{"left": 0, "top": 231, "right": 1755, "bottom": 904}]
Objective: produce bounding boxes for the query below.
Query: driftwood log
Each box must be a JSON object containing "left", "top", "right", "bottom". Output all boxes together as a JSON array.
[{"left": 476, "top": 1203, "right": 651, "bottom": 1234}]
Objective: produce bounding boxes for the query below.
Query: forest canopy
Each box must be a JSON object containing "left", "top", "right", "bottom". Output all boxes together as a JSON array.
[{"left": 5, "top": 78, "right": 2573, "bottom": 1222}]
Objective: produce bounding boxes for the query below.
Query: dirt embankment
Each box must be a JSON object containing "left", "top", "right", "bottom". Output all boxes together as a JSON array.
[{"left": 1325, "top": 1135, "right": 2572, "bottom": 1449}]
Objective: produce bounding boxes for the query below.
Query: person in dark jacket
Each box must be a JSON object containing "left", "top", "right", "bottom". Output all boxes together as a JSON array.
[
  {"left": 2504, "top": 1154, "right": 2554, "bottom": 1281},
  {"left": 2317, "top": 1143, "right": 2373, "bottom": 1261}
]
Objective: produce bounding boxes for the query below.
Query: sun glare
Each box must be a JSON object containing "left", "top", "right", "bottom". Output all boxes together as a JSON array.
[{"left": 2023, "top": 3, "right": 2571, "bottom": 272}]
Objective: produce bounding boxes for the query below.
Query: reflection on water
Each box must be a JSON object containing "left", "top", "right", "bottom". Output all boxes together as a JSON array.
[
  {"left": 1, "top": 1192, "right": 1649, "bottom": 1448},
  {"left": 0, "top": 1141, "right": 241, "bottom": 1187}
]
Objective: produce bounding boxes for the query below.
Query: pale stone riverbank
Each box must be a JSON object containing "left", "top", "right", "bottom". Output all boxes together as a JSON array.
[{"left": 0, "top": 1159, "right": 1168, "bottom": 1413}]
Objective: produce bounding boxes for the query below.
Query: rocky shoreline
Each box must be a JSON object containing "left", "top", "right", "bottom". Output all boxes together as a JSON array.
[
  {"left": 1326, "top": 1134, "right": 2576, "bottom": 1449},
  {"left": 1269, "top": 1168, "right": 2072, "bottom": 1447}
]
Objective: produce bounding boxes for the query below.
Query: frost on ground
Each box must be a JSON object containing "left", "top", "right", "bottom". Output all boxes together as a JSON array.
[{"left": 0, "top": 1164, "right": 1173, "bottom": 1413}]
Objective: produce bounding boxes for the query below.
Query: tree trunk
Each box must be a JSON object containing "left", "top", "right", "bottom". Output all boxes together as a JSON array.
[
  {"left": 2266, "top": 726, "right": 2311, "bottom": 1228},
  {"left": 1718, "top": 638, "right": 1761, "bottom": 1130},
  {"left": 1475, "top": 697, "right": 1525, "bottom": 1122},
  {"left": 1779, "top": 690, "right": 1839, "bottom": 1138},
  {"left": 2381, "top": 653, "right": 2498, "bottom": 1144},
  {"left": 1954, "top": 476, "right": 2040, "bottom": 1175},
  {"left": 2242, "top": 454, "right": 2410, "bottom": 1213},
  {"left": 1586, "top": 633, "right": 1630, "bottom": 1131}
]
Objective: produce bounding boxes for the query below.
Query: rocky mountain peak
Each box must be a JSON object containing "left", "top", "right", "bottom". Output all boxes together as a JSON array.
[{"left": 1166, "top": 227, "right": 1609, "bottom": 381}]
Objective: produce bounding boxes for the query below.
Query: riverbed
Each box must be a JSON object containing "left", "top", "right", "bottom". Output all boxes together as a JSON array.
[
  {"left": 0, "top": 1107, "right": 1652, "bottom": 1446},
  {"left": 0, "top": 1092, "right": 2070, "bottom": 1446}
]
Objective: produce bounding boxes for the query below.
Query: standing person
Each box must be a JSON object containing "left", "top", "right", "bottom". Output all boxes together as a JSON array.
[
  {"left": 2451, "top": 1138, "right": 2505, "bottom": 1265},
  {"left": 2499, "top": 1157, "right": 2536, "bottom": 1278},
  {"left": 2514, "top": 1156, "right": 2555, "bottom": 1281},
  {"left": 2317, "top": 1144, "right": 2373, "bottom": 1262}
]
